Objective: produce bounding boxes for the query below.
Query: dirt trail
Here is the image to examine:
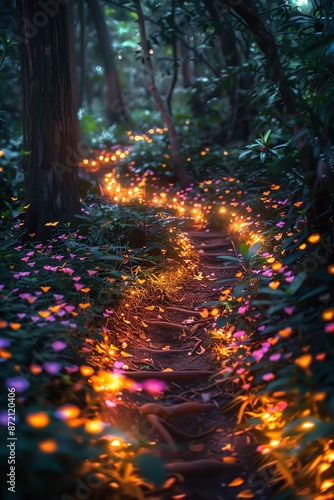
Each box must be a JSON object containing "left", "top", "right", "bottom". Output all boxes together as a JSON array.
[{"left": 99, "top": 229, "right": 272, "bottom": 499}]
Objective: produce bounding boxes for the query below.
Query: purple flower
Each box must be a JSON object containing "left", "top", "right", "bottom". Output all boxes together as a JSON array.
[
  {"left": 0, "top": 338, "right": 10, "bottom": 348},
  {"left": 51, "top": 341, "right": 67, "bottom": 351},
  {"left": 7, "top": 376, "right": 30, "bottom": 392},
  {"left": 44, "top": 362, "right": 62, "bottom": 374}
]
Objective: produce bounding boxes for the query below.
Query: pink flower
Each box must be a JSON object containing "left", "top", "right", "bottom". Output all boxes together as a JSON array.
[
  {"left": 269, "top": 353, "right": 281, "bottom": 361},
  {"left": 238, "top": 305, "right": 249, "bottom": 314},
  {"left": 52, "top": 341, "right": 67, "bottom": 351},
  {"left": 62, "top": 267, "right": 74, "bottom": 276},
  {"left": 325, "top": 322, "right": 334, "bottom": 333},
  {"left": 233, "top": 330, "right": 246, "bottom": 339},
  {"left": 252, "top": 350, "right": 264, "bottom": 362},
  {"left": 141, "top": 379, "right": 167, "bottom": 394},
  {"left": 284, "top": 306, "right": 295, "bottom": 315},
  {"left": 263, "top": 373, "right": 275, "bottom": 381},
  {"left": 64, "top": 305, "right": 75, "bottom": 313}
]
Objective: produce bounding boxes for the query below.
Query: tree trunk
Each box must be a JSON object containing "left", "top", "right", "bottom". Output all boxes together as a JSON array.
[
  {"left": 178, "top": 38, "right": 193, "bottom": 88},
  {"left": 78, "top": 0, "right": 86, "bottom": 108},
  {"left": 17, "top": 0, "right": 80, "bottom": 242},
  {"left": 205, "top": 0, "right": 251, "bottom": 141},
  {"left": 86, "top": 0, "right": 130, "bottom": 123},
  {"left": 134, "top": 0, "right": 191, "bottom": 188}
]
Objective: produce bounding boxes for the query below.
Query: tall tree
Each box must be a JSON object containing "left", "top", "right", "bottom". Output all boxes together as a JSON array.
[
  {"left": 134, "top": 0, "right": 191, "bottom": 188},
  {"left": 86, "top": 0, "right": 130, "bottom": 123},
  {"left": 17, "top": 0, "right": 80, "bottom": 241}
]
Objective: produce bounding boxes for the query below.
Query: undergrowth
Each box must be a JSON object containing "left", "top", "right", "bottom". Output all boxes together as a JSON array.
[{"left": 0, "top": 198, "right": 196, "bottom": 500}]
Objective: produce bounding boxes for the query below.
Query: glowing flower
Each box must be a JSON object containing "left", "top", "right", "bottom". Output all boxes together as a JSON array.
[{"left": 7, "top": 377, "right": 30, "bottom": 392}]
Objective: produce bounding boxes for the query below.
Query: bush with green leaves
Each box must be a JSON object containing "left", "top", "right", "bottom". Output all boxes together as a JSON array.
[{"left": 0, "top": 197, "right": 193, "bottom": 499}]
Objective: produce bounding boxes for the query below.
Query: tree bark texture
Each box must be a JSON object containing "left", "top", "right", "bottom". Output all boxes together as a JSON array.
[{"left": 17, "top": 0, "right": 80, "bottom": 241}]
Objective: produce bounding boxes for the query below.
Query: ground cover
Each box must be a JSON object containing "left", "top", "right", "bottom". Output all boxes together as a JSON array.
[{"left": 0, "top": 142, "right": 333, "bottom": 499}]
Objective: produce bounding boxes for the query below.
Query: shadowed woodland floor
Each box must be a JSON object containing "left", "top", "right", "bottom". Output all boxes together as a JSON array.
[{"left": 90, "top": 224, "right": 273, "bottom": 500}]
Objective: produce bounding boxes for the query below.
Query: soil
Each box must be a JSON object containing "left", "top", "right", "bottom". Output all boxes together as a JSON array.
[{"left": 94, "top": 227, "right": 274, "bottom": 499}]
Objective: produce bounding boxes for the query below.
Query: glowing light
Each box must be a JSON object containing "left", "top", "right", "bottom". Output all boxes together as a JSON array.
[
  {"left": 320, "top": 479, "right": 334, "bottom": 492},
  {"left": 322, "top": 308, "right": 334, "bottom": 321},
  {"left": 269, "top": 281, "right": 280, "bottom": 289},
  {"left": 38, "top": 440, "right": 57, "bottom": 453},
  {"left": 26, "top": 411, "right": 50, "bottom": 428},
  {"left": 110, "top": 439, "right": 122, "bottom": 447},
  {"left": 301, "top": 421, "right": 315, "bottom": 429},
  {"left": 295, "top": 354, "right": 312, "bottom": 369},
  {"left": 56, "top": 404, "right": 80, "bottom": 420},
  {"left": 90, "top": 369, "right": 133, "bottom": 392},
  {"left": 80, "top": 365, "right": 95, "bottom": 376},
  {"left": 270, "top": 439, "right": 280, "bottom": 447},
  {"left": 85, "top": 419, "right": 104, "bottom": 434},
  {"left": 278, "top": 327, "right": 292, "bottom": 338},
  {"left": 307, "top": 233, "right": 320, "bottom": 244}
]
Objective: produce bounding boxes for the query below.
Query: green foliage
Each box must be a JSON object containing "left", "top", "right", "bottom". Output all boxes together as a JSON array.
[
  {"left": 0, "top": 137, "right": 25, "bottom": 209},
  {"left": 0, "top": 197, "right": 190, "bottom": 499}
]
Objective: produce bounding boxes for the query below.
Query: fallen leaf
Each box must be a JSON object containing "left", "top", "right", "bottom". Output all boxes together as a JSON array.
[
  {"left": 163, "top": 477, "right": 176, "bottom": 489},
  {"left": 237, "top": 490, "right": 254, "bottom": 498},
  {"left": 199, "top": 308, "right": 209, "bottom": 319},
  {"left": 229, "top": 478, "right": 244, "bottom": 487},
  {"left": 222, "top": 456, "right": 238, "bottom": 463},
  {"left": 121, "top": 351, "right": 133, "bottom": 358}
]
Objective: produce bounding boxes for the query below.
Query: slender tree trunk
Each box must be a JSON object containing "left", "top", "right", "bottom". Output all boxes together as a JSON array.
[
  {"left": 17, "top": 0, "right": 80, "bottom": 242},
  {"left": 78, "top": 0, "right": 86, "bottom": 108},
  {"left": 86, "top": 0, "right": 130, "bottom": 123},
  {"left": 205, "top": 0, "right": 251, "bottom": 141},
  {"left": 134, "top": 0, "right": 191, "bottom": 188},
  {"left": 178, "top": 38, "right": 193, "bottom": 88}
]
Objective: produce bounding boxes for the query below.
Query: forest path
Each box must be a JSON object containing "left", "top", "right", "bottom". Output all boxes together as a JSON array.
[{"left": 96, "top": 227, "right": 271, "bottom": 499}]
